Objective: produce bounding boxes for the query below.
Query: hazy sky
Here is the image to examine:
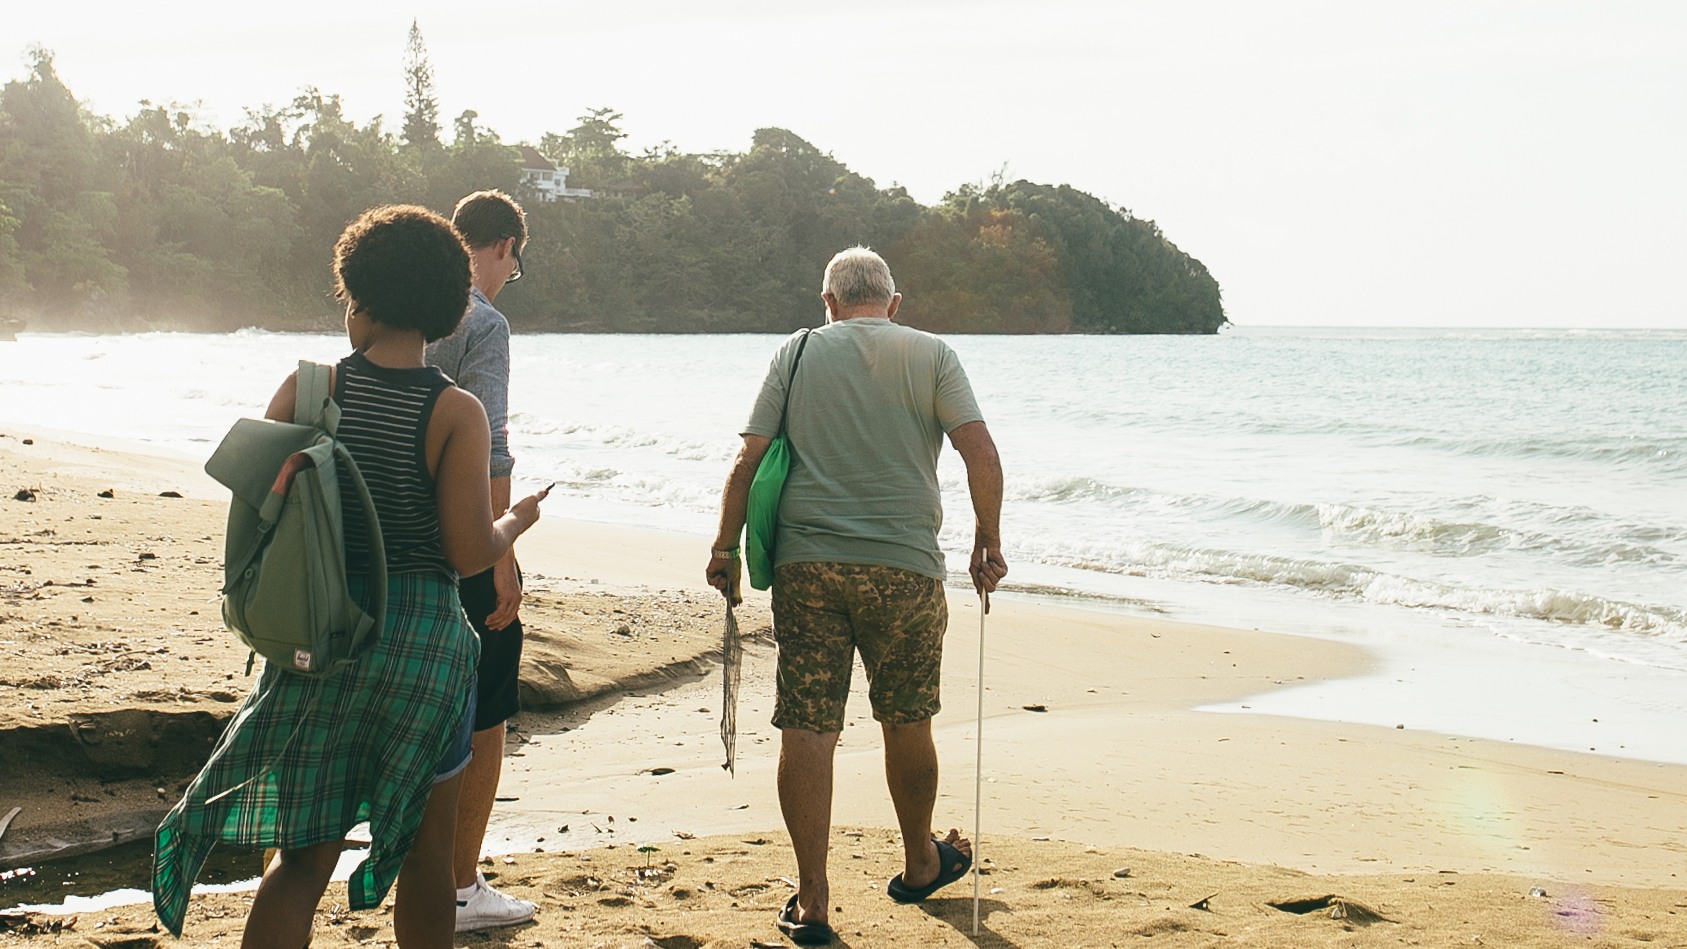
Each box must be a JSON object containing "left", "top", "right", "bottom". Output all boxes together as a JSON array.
[{"left": 9, "top": 1, "right": 1684, "bottom": 328}]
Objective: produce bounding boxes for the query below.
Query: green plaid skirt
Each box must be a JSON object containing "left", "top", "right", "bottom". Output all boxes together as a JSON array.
[{"left": 152, "top": 572, "right": 478, "bottom": 936}]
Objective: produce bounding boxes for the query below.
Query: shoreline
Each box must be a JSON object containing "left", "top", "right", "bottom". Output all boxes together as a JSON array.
[
  {"left": 5, "top": 428, "right": 1687, "bottom": 943},
  {"left": 9, "top": 431, "right": 1687, "bottom": 876},
  {"left": 8, "top": 408, "right": 1687, "bottom": 769}
]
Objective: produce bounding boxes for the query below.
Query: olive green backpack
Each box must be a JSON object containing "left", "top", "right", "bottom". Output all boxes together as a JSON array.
[{"left": 204, "top": 360, "right": 387, "bottom": 677}]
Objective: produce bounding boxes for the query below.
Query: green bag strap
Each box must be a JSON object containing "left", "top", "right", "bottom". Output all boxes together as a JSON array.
[
  {"left": 293, "top": 360, "right": 339, "bottom": 434},
  {"left": 287, "top": 359, "right": 388, "bottom": 662},
  {"left": 332, "top": 437, "right": 387, "bottom": 646},
  {"left": 777, "top": 329, "right": 813, "bottom": 439}
]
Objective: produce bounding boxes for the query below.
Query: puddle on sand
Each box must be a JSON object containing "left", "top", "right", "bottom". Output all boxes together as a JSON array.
[{"left": 2, "top": 838, "right": 266, "bottom": 914}]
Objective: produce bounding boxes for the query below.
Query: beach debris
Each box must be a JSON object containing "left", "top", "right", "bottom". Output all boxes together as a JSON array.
[
  {"left": 1189, "top": 892, "right": 1217, "bottom": 911},
  {"left": 0, "top": 806, "right": 20, "bottom": 844},
  {"left": 1022, "top": 704, "right": 1047, "bottom": 712},
  {"left": 1113, "top": 866, "right": 1133, "bottom": 878},
  {"left": 0, "top": 912, "right": 73, "bottom": 935},
  {"left": 1529, "top": 886, "right": 1548, "bottom": 898},
  {"left": 1268, "top": 895, "right": 1393, "bottom": 925},
  {"left": 648, "top": 767, "right": 676, "bottom": 776},
  {"left": 20, "top": 438, "right": 32, "bottom": 445},
  {"left": 13, "top": 488, "right": 36, "bottom": 501},
  {"left": 158, "top": 490, "right": 182, "bottom": 498},
  {"left": 97, "top": 488, "right": 115, "bottom": 498}
]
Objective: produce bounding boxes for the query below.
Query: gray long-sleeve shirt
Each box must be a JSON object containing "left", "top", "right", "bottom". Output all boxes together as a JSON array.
[{"left": 426, "top": 286, "right": 515, "bottom": 478}]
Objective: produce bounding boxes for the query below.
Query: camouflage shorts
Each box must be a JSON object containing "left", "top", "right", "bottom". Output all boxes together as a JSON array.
[{"left": 770, "top": 562, "right": 948, "bottom": 733}]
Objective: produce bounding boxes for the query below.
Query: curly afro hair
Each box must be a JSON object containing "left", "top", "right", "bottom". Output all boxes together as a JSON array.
[{"left": 332, "top": 205, "right": 472, "bottom": 343}]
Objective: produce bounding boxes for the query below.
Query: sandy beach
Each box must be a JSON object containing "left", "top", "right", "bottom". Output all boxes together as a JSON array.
[{"left": 2, "top": 427, "right": 1686, "bottom": 947}]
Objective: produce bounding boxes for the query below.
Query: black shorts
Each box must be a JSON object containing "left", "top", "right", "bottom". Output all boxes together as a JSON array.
[{"left": 459, "top": 567, "right": 523, "bottom": 731}]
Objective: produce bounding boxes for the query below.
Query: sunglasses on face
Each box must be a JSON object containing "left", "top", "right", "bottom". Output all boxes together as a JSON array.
[{"left": 505, "top": 237, "right": 524, "bottom": 284}]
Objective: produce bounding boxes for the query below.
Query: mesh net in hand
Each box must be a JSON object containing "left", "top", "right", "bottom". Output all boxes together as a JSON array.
[{"left": 719, "top": 594, "right": 742, "bottom": 775}]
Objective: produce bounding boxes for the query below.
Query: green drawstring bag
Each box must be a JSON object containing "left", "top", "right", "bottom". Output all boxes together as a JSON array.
[
  {"left": 204, "top": 360, "right": 387, "bottom": 676},
  {"left": 745, "top": 330, "right": 811, "bottom": 590}
]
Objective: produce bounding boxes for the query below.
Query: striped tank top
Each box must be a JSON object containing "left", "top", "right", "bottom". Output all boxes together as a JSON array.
[{"left": 332, "top": 352, "right": 455, "bottom": 578}]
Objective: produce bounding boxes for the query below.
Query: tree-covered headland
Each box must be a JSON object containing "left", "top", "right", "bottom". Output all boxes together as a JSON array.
[{"left": 0, "top": 39, "right": 1226, "bottom": 335}]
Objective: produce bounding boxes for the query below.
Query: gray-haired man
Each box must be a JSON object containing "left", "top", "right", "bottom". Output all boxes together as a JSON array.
[{"left": 707, "top": 247, "right": 1007, "bottom": 945}]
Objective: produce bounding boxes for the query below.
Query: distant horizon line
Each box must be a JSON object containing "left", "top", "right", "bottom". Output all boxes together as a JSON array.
[{"left": 1225, "top": 322, "right": 1686, "bottom": 332}]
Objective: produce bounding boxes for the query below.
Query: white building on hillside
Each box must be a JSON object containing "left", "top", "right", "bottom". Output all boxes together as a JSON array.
[{"left": 518, "top": 145, "right": 592, "bottom": 202}]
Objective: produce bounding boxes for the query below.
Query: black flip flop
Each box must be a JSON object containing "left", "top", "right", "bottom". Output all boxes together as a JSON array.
[
  {"left": 776, "top": 893, "right": 834, "bottom": 946},
  {"left": 886, "top": 836, "right": 973, "bottom": 903}
]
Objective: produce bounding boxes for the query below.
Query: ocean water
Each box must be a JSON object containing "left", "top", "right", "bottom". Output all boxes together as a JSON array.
[{"left": 2, "top": 326, "right": 1684, "bottom": 760}]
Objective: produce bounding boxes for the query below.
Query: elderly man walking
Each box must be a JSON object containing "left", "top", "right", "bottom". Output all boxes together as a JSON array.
[{"left": 707, "top": 246, "right": 1007, "bottom": 946}]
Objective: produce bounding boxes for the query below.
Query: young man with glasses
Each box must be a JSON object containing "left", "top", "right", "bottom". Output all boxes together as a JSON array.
[{"left": 425, "top": 189, "right": 536, "bottom": 931}]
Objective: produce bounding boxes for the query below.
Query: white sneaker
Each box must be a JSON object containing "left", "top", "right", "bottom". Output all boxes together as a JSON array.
[{"left": 454, "top": 871, "right": 537, "bottom": 932}]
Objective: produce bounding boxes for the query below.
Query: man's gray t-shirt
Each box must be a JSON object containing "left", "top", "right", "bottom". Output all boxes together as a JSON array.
[
  {"left": 426, "top": 286, "right": 514, "bottom": 478},
  {"left": 744, "top": 318, "right": 983, "bottom": 579}
]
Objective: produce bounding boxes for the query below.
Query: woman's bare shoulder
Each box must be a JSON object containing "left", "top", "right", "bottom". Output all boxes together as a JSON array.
[{"left": 433, "top": 384, "right": 487, "bottom": 420}]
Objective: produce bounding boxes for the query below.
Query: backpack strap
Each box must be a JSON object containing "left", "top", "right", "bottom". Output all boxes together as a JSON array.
[
  {"left": 331, "top": 438, "right": 388, "bottom": 648},
  {"left": 291, "top": 365, "right": 388, "bottom": 665},
  {"left": 777, "top": 329, "right": 812, "bottom": 439},
  {"left": 294, "top": 360, "right": 340, "bottom": 434}
]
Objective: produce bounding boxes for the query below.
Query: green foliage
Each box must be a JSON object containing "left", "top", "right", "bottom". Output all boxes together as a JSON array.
[
  {"left": 401, "top": 20, "right": 441, "bottom": 152},
  {"left": 544, "top": 108, "right": 630, "bottom": 190},
  {"left": 890, "top": 207, "right": 1071, "bottom": 334},
  {"left": 0, "top": 53, "right": 1225, "bottom": 334},
  {"left": 946, "top": 181, "right": 1226, "bottom": 334},
  {"left": 0, "top": 47, "right": 128, "bottom": 319},
  {"left": 103, "top": 102, "right": 305, "bottom": 328},
  {"left": 0, "top": 194, "right": 25, "bottom": 298}
]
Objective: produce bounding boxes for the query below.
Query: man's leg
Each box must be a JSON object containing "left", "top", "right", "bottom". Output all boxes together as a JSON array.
[
  {"left": 451, "top": 725, "right": 504, "bottom": 888},
  {"left": 769, "top": 563, "right": 855, "bottom": 927},
  {"left": 450, "top": 570, "right": 535, "bottom": 930},
  {"left": 778, "top": 727, "right": 839, "bottom": 924},
  {"left": 856, "top": 566, "right": 971, "bottom": 890},
  {"left": 882, "top": 719, "right": 971, "bottom": 888}
]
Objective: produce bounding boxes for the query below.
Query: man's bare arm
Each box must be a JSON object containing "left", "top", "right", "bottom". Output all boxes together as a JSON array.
[
  {"left": 706, "top": 434, "right": 773, "bottom": 605},
  {"left": 485, "top": 474, "right": 522, "bottom": 630},
  {"left": 948, "top": 421, "right": 1007, "bottom": 600}
]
